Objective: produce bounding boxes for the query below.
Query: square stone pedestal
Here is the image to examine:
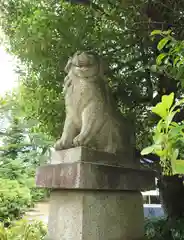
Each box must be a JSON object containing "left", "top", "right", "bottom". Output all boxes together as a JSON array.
[
  {"left": 36, "top": 147, "right": 155, "bottom": 240},
  {"left": 48, "top": 191, "right": 144, "bottom": 240}
]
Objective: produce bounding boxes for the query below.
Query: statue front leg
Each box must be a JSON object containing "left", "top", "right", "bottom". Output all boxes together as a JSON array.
[
  {"left": 55, "top": 115, "right": 78, "bottom": 150},
  {"left": 73, "top": 104, "right": 104, "bottom": 147}
]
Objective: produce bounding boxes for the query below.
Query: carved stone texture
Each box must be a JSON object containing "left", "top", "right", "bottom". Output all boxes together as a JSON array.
[{"left": 55, "top": 51, "right": 135, "bottom": 155}]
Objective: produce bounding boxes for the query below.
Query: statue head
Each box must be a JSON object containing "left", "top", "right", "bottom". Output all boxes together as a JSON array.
[{"left": 64, "top": 51, "right": 106, "bottom": 79}]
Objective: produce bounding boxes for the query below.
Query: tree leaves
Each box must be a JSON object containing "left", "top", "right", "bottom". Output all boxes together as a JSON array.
[
  {"left": 141, "top": 92, "right": 184, "bottom": 175},
  {"left": 156, "top": 53, "right": 168, "bottom": 65},
  {"left": 153, "top": 31, "right": 184, "bottom": 89},
  {"left": 157, "top": 37, "right": 170, "bottom": 51},
  {"left": 150, "top": 30, "right": 162, "bottom": 36},
  {"left": 141, "top": 145, "right": 155, "bottom": 155},
  {"left": 172, "top": 159, "right": 184, "bottom": 174},
  {"left": 152, "top": 92, "right": 174, "bottom": 119}
]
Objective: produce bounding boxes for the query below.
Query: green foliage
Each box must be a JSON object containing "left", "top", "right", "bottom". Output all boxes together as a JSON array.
[
  {"left": 145, "top": 217, "right": 184, "bottom": 240},
  {"left": 172, "top": 160, "right": 184, "bottom": 175},
  {"left": 30, "top": 188, "right": 49, "bottom": 203},
  {"left": 0, "top": 93, "right": 50, "bottom": 213},
  {"left": 0, "top": 117, "right": 27, "bottom": 159},
  {"left": 0, "top": 92, "right": 54, "bottom": 155},
  {"left": 0, "top": 219, "right": 47, "bottom": 240},
  {"left": 141, "top": 93, "right": 184, "bottom": 175},
  {"left": 151, "top": 30, "right": 184, "bottom": 87},
  {"left": 0, "top": 178, "right": 31, "bottom": 222},
  {"left": 0, "top": 152, "right": 48, "bottom": 204},
  {"left": 141, "top": 33, "right": 184, "bottom": 175}
]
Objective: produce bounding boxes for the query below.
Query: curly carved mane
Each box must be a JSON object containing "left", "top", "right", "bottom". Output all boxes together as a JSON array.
[{"left": 63, "top": 51, "right": 113, "bottom": 107}]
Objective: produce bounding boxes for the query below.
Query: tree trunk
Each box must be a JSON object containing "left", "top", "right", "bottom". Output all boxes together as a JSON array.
[{"left": 158, "top": 175, "right": 184, "bottom": 219}]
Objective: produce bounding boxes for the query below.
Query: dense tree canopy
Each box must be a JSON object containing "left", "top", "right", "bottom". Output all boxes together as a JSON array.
[{"left": 1, "top": 0, "right": 184, "bottom": 150}]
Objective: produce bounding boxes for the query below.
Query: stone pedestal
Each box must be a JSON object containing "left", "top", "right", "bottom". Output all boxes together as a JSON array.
[{"left": 36, "top": 147, "right": 155, "bottom": 240}]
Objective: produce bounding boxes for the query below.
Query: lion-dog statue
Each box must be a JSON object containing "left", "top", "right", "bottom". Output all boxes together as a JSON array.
[{"left": 54, "top": 51, "right": 135, "bottom": 155}]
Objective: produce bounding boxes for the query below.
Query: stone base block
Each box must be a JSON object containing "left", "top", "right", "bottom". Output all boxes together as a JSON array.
[
  {"left": 36, "top": 147, "right": 155, "bottom": 191},
  {"left": 47, "top": 190, "right": 144, "bottom": 240},
  {"left": 36, "top": 148, "right": 155, "bottom": 240},
  {"left": 36, "top": 161, "right": 155, "bottom": 191},
  {"left": 50, "top": 147, "right": 139, "bottom": 168}
]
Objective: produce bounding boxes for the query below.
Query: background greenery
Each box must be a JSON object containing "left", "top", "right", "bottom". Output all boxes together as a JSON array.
[
  {"left": 0, "top": 219, "right": 47, "bottom": 240},
  {"left": 145, "top": 217, "right": 184, "bottom": 240},
  {"left": 1, "top": 0, "right": 184, "bottom": 231},
  {"left": 0, "top": 95, "right": 51, "bottom": 223}
]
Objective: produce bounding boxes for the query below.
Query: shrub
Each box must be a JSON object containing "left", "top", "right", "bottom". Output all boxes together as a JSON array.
[
  {"left": 0, "top": 218, "right": 47, "bottom": 240},
  {"left": 0, "top": 178, "right": 31, "bottom": 222},
  {"left": 25, "top": 176, "right": 50, "bottom": 203},
  {"left": 145, "top": 217, "right": 184, "bottom": 240},
  {"left": 0, "top": 159, "right": 30, "bottom": 182},
  {"left": 30, "top": 188, "right": 50, "bottom": 202},
  {"left": 0, "top": 158, "right": 49, "bottom": 205}
]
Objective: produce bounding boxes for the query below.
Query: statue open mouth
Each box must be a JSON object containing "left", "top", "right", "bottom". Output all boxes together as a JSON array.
[
  {"left": 71, "top": 63, "right": 95, "bottom": 67},
  {"left": 71, "top": 51, "right": 99, "bottom": 68}
]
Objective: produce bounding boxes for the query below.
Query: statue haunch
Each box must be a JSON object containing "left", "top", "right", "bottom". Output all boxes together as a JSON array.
[{"left": 54, "top": 51, "right": 135, "bottom": 154}]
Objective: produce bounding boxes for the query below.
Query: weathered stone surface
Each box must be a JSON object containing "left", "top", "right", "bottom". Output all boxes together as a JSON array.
[
  {"left": 50, "top": 147, "right": 139, "bottom": 168},
  {"left": 36, "top": 147, "right": 153, "bottom": 240},
  {"left": 37, "top": 148, "right": 155, "bottom": 191},
  {"left": 54, "top": 51, "right": 135, "bottom": 156},
  {"left": 47, "top": 191, "right": 144, "bottom": 240},
  {"left": 36, "top": 161, "right": 155, "bottom": 191}
]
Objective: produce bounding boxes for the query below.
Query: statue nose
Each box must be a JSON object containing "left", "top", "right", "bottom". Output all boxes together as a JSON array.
[
  {"left": 76, "top": 50, "right": 82, "bottom": 54},
  {"left": 78, "top": 52, "right": 88, "bottom": 64},
  {"left": 79, "top": 52, "right": 86, "bottom": 57}
]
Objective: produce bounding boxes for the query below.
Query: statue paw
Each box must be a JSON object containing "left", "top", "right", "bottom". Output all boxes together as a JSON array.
[
  {"left": 54, "top": 140, "right": 63, "bottom": 150},
  {"left": 73, "top": 134, "right": 84, "bottom": 147},
  {"left": 54, "top": 138, "right": 71, "bottom": 150}
]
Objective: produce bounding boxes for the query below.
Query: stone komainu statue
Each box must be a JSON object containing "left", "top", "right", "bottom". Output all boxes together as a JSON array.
[{"left": 55, "top": 51, "right": 135, "bottom": 155}]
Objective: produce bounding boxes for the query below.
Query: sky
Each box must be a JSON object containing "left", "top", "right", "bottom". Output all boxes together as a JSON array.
[
  {"left": 0, "top": 46, "right": 18, "bottom": 137},
  {"left": 0, "top": 46, "right": 17, "bottom": 96}
]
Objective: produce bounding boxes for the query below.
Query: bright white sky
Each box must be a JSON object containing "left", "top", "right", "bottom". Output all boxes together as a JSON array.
[{"left": 0, "top": 46, "right": 17, "bottom": 96}]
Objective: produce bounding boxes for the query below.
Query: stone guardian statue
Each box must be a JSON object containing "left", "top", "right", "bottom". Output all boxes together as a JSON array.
[{"left": 54, "top": 51, "right": 135, "bottom": 155}]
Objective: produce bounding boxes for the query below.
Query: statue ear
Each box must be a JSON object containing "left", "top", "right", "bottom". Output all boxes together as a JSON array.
[{"left": 64, "top": 57, "right": 72, "bottom": 73}]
